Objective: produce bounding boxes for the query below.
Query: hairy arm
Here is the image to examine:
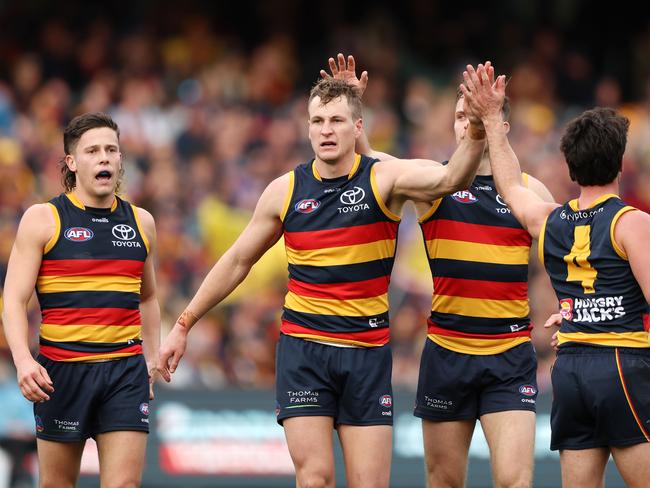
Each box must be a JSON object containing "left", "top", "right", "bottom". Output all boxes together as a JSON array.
[
  {"left": 158, "top": 173, "right": 290, "bottom": 379},
  {"left": 135, "top": 207, "right": 161, "bottom": 398},
  {"left": 2, "top": 205, "right": 55, "bottom": 402}
]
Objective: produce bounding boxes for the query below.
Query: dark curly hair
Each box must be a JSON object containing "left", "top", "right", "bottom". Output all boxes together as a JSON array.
[{"left": 560, "top": 107, "right": 629, "bottom": 186}]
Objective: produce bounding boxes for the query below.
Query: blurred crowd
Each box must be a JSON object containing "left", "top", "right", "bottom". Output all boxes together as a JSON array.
[{"left": 2, "top": 5, "right": 650, "bottom": 403}]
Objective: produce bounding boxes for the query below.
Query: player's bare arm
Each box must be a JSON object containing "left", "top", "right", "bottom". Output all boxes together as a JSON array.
[
  {"left": 614, "top": 209, "right": 650, "bottom": 303},
  {"left": 136, "top": 207, "right": 161, "bottom": 399},
  {"left": 2, "top": 204, "right": 56, "bottom": 402},
  {"left": 462, "top": 64, "right": 558, "bottom": 237},
  {"left": 157, "top": 172, "right": 290, "bottom": 380}
]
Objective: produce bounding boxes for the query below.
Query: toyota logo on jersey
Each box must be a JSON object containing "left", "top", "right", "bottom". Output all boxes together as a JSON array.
[
  {"left": 340, "top": 187, "right": 366, "bottom": 205},
  {"left": 64, "top": 227, "right": 94, "bottom": 242},
  {"left": 111, "top": 224, "right": 136, "bottom": 241}
]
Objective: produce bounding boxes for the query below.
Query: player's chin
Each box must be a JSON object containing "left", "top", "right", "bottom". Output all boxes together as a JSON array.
[{"left": 317, "top": 150, "right": 340, "bottom": 162}]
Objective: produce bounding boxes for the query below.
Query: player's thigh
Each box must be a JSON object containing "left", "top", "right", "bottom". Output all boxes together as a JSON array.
[
  {"left": 337, "top": 424, "right": 392, "bottom": 488},
  {"left": 559, "top": 448, "right": 609, "bottom": 488},
  {"left": 37, "top": 438, "right": 85, "bottom": 488},
  {"left": 611, "top": 443, "right": 650, "bottom": 488},
  {"left": 283, "top": 416, "right": 335, "bottom": 487},
  {"left": 95, "top": 431, "right": 147, "bottom": 488},
  {"left": 480, "top": 410, "right": 535, "bottom": 487},
  {"left": 422, "top": 418, "right": 475, "bottom": 487}
]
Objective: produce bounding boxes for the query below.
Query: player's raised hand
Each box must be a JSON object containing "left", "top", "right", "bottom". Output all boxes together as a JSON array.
[
  {"left": 460, "top": 61, "right": 506, "bottom": 123},
  {"left": 320, "top": 53, "right": 368, "bottom": 97}
]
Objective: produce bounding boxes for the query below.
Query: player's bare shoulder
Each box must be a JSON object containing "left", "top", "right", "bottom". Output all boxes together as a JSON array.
[
  {"left": 18, "top": 203, "right": 58, "bottom": 246},
  {"left": 258, "top": 171, "right": 294, "bottom": 218}
]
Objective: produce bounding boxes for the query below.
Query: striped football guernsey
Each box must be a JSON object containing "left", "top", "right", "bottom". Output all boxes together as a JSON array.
[
  {"left": 36, "top": 192, "right": 149, "bottom": 361},
  {"left": 280, "top": 154, "right": 400, "bottom": 347},
  {"left": 540, "top": 194, "right": 650, "bottom": 348},
  {"left": 420, "top": 173, "right": 532, "bottom": 354}
]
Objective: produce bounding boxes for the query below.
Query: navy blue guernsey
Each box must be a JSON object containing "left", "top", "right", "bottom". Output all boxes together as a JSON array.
[
  {"left": 540, "top": 194, "right": 650, "bottom": 348},
  {"left": 280, "top": 154, "right": 401, "bottom": 346},
  {"left": 36, "top": 192, "right": 149, "bottom": 361},
  {"left": 420, "top": 173, "right": 533, "bottom": 354}
]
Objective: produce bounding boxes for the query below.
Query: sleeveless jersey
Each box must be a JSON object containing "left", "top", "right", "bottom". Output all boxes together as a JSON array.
[
  {"left": 36, "top": 193, "right": 149, "bottom": 361},
  {"left": 420, "top": 173, "right": 532, "bottom": 354},
  {"left": 540, "top": 194, "right": 650, "bottom": 348},
  {"left": 280, "top": 154, "right": 400, "bottom": 347}
]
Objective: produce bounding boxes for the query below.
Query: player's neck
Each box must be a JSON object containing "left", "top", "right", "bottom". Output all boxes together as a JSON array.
[
  {"left": 577, "top": 181, "right": 620, "bottom": 209},
  {"left": 314, "top": 153, "right": 357, "bottom": 179},
  {"left": 71, "top": 188, "right": 116, "bottom": 209}
]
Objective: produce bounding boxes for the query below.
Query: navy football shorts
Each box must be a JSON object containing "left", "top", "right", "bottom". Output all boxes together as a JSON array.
[
  {"left": 414, "top": 339, "right": 538, "bottom": 421},
  {"left": 551, "top": 345, "right": 650, "bottom": 450},
  {"left": 276, "top": 334, "right": 393, "bottom": 426},
  {"left": 34, "top": 354, "right": 150, "bottom": 441}
]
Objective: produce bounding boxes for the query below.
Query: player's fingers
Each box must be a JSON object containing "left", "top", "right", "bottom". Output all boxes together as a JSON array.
[
  {"left": 169, "top": 350, "right": 183, "bottom": 374},
  {"left": 319, "top": 70, "right": 331, "bottom": 79},
  {"left": 459, "top": 82, "right": 471, "bottom": 100},
  {"left": 328, "top": 57, "right": 338, "bottom": 76},
  {"left": 463, "top": 70, "right": 476, "bottom": 94},
  {"left": 348, "top": 55, "right": 356, "bottom": 73},
  {"left": 23, "top": 378, "right": 49, "bottom": 402},
  {"left": 337, "top": 53, "right": 346, "bottom": 73},
  {"left": 149, "top": 383, "right": 155, "bottom": 401},
  {"left": 360, "top": 71, "right": 368, "bottom": 91},
  {"left": 37, "top": 369, "right": 54, "bottom": 393},
  {"left": 487, "top": 65, "right": 495, "bottom": 85},
  {"left": 39, "top": 366, "right": 54, "bottom": 388}
]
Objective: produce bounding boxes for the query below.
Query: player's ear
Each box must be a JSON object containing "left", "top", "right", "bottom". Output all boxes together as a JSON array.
[{"left": 503, "top": 121, "right": 511, "bottom": 135}]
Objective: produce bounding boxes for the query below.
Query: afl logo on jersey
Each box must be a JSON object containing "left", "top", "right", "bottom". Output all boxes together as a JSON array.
[
  {"left": 295, "top": 199, "right": 321, "bottom": 214},
  {"left": 451, "top": 190, "right": 478, "bottom": 204},
  {"left": 64, "top": 227, "right": 94, "bottom": 242}
]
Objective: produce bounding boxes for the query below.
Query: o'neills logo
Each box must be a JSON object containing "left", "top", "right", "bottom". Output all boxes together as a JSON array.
[{"left": 295, "top": 199, "right": 320, "bottom": 214}]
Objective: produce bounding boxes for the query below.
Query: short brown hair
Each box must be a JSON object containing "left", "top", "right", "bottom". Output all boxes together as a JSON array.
[
  {"left": 60, "top": 112, "right": 122, "bottom": 192},
  {"left": 308, "top": 78, "right": 363, "bottom": 120},
  {"left": 560, "top": 107, "right": 629, "bottom": 186}
]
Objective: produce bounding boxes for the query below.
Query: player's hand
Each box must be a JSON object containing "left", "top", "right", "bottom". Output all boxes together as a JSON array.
[
  {"left": 15, "top": 357, "right": 54, "bottom": 402},
  {"left": 157, "top": 322, "right": 189, "bottom": 383},
  {"left": 320, "top": 53, "right": 368, "bottom": 97},
  {"left": 460, "top": 61, "right": 506, "bottom": 124},
  {"left": 544, "top": 312, "right": 563, "bottom": 350}
]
